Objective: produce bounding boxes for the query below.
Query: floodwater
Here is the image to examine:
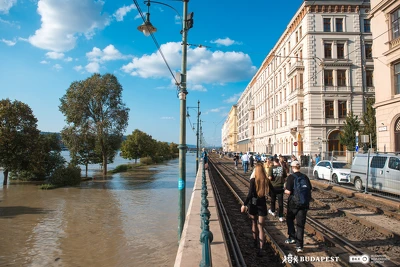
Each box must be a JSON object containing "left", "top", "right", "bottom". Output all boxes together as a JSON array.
[{"left": 0, "top": 152, "right": 197, "bottom": 267}]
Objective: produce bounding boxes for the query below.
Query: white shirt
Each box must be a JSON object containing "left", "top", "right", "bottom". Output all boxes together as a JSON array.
[{"left": 241, "top": 154, "right": 249, "bottom": 161}]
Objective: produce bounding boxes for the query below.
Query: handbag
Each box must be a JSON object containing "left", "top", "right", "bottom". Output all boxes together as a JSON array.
[{"left": 251, "top": 196, "right": 258, "bottom": 205}]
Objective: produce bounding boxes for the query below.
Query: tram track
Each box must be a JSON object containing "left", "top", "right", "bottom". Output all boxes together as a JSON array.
[{"left": 208, "top": 155, "right": 400, "bottom": 267}]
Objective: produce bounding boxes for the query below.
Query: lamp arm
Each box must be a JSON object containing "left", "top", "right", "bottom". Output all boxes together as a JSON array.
[{"left": 145, "top": 0, "right": 182, "bottom": 19}]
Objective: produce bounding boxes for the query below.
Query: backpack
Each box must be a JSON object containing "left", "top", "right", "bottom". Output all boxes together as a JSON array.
[{"left": 291, "top": 173, "right": 311, "bottom": 208}]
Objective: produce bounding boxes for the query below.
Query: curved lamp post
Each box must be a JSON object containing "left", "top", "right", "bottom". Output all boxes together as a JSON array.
[{"left": 136, "top": 0, "right": 193, "bottom": 241}]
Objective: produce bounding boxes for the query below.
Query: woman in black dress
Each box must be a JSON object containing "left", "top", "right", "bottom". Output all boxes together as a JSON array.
[{"left": 241, "top": 162, "right": 272, "bottom": 256}]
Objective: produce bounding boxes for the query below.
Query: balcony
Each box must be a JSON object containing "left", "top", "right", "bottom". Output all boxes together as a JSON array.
[
  {"left": 288, "top": 61, "right": 304, "bottom": 76},
  {"left": 325, "top": 118, "right": 346, "bottom": 124},
  {"left": 324, "top": 86, "right": 351, "bottom": 92}
]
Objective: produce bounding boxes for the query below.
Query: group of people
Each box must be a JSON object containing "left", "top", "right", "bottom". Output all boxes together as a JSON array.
[{"left": 240, "top": 158, "right": 312, "bottom": 257}]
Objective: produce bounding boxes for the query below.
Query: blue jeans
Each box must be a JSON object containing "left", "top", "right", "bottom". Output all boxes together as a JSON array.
[{"left": 243, "top": 161, "right": 248, "bottom": 173}]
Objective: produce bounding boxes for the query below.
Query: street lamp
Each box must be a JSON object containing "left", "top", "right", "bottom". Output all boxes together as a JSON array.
[
  {"left": 136, "top": 0, "right": 193, "bottom": 241},
  {"left": 187, "top": 100, "right": 201, "bottom": 172}
]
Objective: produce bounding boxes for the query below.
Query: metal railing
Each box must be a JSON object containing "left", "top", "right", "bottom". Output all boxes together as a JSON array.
[{"left": 200, "top": 160, "right": 213, "bottom": 267}]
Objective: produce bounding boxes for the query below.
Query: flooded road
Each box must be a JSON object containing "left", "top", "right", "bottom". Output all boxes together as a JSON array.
[{"left": 0, "top": 153, "right": 197, "bottom": 267}]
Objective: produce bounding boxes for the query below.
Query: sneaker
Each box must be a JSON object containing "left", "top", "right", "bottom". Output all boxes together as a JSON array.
[
  {"left": 257, "top": 249, "right": 263, "bottom": 257},
  {"left": 296, "top": 247, "right": 303, "bottom": 253},
  {"left": 279, "top": 217, "right": 284, "bottom": 222},
  {"left": 285, "top": 238, "right": 296, "bottom": 244},
  {"left": 268, "top": 209, "right": 276, "bottom": 217}
]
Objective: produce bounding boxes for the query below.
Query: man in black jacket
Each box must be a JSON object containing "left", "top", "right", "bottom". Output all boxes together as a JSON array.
[{"left": 284, "top": 160, "right": 312, "bottom": 253}]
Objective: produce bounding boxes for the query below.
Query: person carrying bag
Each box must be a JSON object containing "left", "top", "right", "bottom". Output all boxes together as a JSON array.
[{"left": 241, "top": 162, "right": 272, "bottom": 257}]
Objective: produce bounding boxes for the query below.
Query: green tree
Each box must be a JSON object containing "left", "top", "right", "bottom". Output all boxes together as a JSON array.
[
  {"left": 121, "top": 129, "right": 155, "bottom": 163},
  {"left": 339, "top": 112, "right": 361, "bottom": 151},
  {"left": 169, "top": 142, "right": 179, "bottom": 155},
  {"left": 59, "top": 74, "right": 129, "bottom": 175},
  {"left": 361, "top": 97, "right": 376, "bottom": 149},
  {"left": 0, "top": 99, "right": 40, "bottom": 185},
  {"left": 61, "top": 124, "right": 99, "bottom": 177}
]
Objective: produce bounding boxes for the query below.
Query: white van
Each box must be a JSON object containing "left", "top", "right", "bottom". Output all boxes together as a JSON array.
[{"left": 350, "top": 153, "right": 400, "bottom": 195}]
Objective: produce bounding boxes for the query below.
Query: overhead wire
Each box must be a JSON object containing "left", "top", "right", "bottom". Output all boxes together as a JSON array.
[{"left": 133, "top": 0, "right": 181, "bottom": 92}]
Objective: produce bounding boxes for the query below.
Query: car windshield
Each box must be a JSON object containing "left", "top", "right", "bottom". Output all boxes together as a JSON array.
[{"left": 332, "top": 162, "right": 349, "bottom": 169}]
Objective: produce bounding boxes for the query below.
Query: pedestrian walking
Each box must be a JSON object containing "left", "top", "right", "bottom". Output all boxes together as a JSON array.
[
  {"left": 233, "top": 153, "right": 239, "bottom": 170},
  {"left": 202, "top": 148, "right": 208, "bottom": 170},
  {"left": 241, "top": 153, "right": 249, "bottom": 173},
  {"left": 315, "top": 154, "right": 321, "bottom": 165},
  {"left": 268, "top": 158, "right": 286, "bottom": 221},
  {"left": 241, "top": 162, "right": 272, "bottom": 257},
  {"left": 249, "top": 154, "right": 255, "bottom": 170},
  {"left": 284, "top": 160, "right": 312, "bottom": 253}
]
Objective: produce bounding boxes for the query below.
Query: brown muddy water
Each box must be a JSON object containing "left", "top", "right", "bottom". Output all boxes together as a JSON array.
[{"left": 0, "top": 153, "right": 197, "bottom": 267}]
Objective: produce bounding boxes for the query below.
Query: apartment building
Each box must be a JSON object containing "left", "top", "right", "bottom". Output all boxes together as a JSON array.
[
  {"left": 222, "top": 105, "right": 239, "bottom": 152},
  {"left": 235, "top": 0, "right": 373, "bottom": 158},
  {"left": 370, "top": 0, "right": 400, "bottom": 152}
]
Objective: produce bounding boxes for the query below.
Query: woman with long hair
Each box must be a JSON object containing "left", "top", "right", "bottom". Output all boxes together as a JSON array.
[{"left": 241, "top": 162, "right": 272, "bottom": 256}]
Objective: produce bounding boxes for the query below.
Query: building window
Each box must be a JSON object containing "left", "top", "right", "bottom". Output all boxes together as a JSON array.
[
  {"left": 325, "top": 101, "right": 334, "bottom": 118},
  {"left": 338, "top": 101, "right": 347, "bottom": 118},
  {"left": 299, "top": 26, "right": 302, "bottom": 38},
  {"left": 365, "top": 43, "right": 372, "bottom": 59},
  {"left": 364, "top": 19, "right": 371, "bottom": 33},
  {"left": 392, "top": 8, "right": 400, "bottom": 39},
  {"left": 324, "top": 42, "right": 332, "bottom": 58},
  {"left": 324, "top": 70, "right": 333, "bottom": 86},
  {"left": 299, "top": 73, "right": 303, "bottom": 89},
  {"left": 395, "top": 63, "right": 400, "bottom": 95},
  {"left": 366, "top": 70, "right": 373, "bottom": 87},
  {"left": 288, "top": 41, "right": 291, "bottom": 51},
  {"left": 300, "top": 102, "right": 304, "bottom": 120},
  {"left": 323, "top": 18, "right": 331, "bottom": 32},
  {"left": 296, "top": 31, "right": 299, "bottom": 43},
  {"left": 336, "top": 18, "right": 343, "bottom": 32},
  {"left": 337, "top": 43, "right": 344, "bottom": 59},
  {"left": 337, "top": 70, "right": 346, "bottom": 86}
]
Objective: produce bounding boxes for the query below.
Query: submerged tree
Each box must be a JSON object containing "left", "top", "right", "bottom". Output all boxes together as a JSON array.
[
  {"left": 339, "top": 112, "right": 361, "bottom": 151},
  {"left": 0, "top": 99, "right": 40, "bottom": 185},
  {"left": 59, "top": 74, "right": 129, "bottom": 175},
  {"left": 121, "top": 129, "right": 155, "bottom": 163}
]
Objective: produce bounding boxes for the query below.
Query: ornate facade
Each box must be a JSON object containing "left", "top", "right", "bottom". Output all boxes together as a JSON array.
[
  {"left": 370, "top": 0, "right": 400, "bottom": 152},
  {"left": 235, "top": 0, "right": 373, "bottom": 158}
]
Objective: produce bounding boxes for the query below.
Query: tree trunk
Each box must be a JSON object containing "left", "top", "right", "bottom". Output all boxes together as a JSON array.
[
  {"left": 103, "top": 155, "right": 107, "bottom": 175},
  {"left": 3, "top": 170, "right": 8, "bottom": 185},
  {"left": 85, "top": 163, "right": 88, "bottom": 177}
]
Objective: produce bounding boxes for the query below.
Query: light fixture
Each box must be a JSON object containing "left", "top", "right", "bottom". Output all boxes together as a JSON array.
[{"left": 137, "top": 12, "right": 157, "bottom": 36}]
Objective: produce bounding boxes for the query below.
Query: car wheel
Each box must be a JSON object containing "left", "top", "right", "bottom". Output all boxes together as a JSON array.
[
  {"left": 354, "top": 178, "right": 363, "bottom": 191},
  {"left": 314, "top": 171, "right": 319, "bottom": 179},
  {"left": 332, "top": 174, "right": 338, "bottom": 184}
]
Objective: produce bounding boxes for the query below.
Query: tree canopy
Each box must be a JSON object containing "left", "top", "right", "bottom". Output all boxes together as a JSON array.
[
  {"left": 59, "top": 73, "right": 129, "bottom": 175},
  {"left": 0, "top": 99, "right": 40, "bottom": 185},
  {"left": 339, "top": 112, "right": 361, "bottom": 151}
]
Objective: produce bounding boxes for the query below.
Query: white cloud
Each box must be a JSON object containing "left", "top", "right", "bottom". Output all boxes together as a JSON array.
[
  {"left": 121, "top": 42, "right": 256, "bottom": 90},
  {"left": 1, "top": 38, "right": 16, "bottom": 46},
  {"left": 113, "top": 4, "right": 136, "bottom": 22},
  {"left": 210, "top": 107, "right": 224, "bottom": 113},
  {"left": 85, "top": 62, "right": 100, "bottom": 73},
  {"left": 0, "top": 17, "right": 20, "bottom": 28},
  {"left": 86, "top": 44, "right": 128, "bottom": 62},
  {"left": 65, "top": 57, "right": 73, "bottom": 62},
  {"left": 224, "top": 93, "right": 242, "bottom": 104},
  {"left": 53, "top": 63, "right": 62, "bottom": 70},
  {"left": 190, "top": 84, "right": 207, "bottom": 92},
  {"left": 0, "top": 0, "right": 17, "bottom": 14},
  {"left": 40, "top": 60, "right": 49, "bottom": 64},
  {"left": 73, "top": 65, "right": 83, "bottom": 71},
  {"left": 210, "top": 37, "right": 241, "bottom": 47},
  {"left": 46, "top": 51, "right": 64, "bottom": 59},
  {"left": 29, "top": 0, "right": 110, "bottom": 52},
  {"left": 161, "top": 117, "right": 175, "bottom": 120}
]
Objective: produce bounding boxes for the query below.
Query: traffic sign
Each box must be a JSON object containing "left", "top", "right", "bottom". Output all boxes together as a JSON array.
[
  {"left": 294, "top": 142, "right": 298, "bottom": 146},
  {"left": 355, "top": 145, "right": 359, "bottom": 152}
]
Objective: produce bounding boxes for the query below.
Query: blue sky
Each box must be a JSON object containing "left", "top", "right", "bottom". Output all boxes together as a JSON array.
[{"left": 0, "top": 0, "right": 303, "bottom": 146}]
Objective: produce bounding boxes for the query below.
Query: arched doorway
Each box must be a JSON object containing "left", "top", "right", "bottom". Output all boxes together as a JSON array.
[
  {"left": 328, "top": 130, "right": 346, "bottom": 156},
  {"left": 395, "top": 117, "right": 400, "bottom": 152}
]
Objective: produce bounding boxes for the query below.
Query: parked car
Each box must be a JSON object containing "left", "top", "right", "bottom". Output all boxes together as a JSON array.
[
  {"left": 313, "top": 160, "right": 351, "bottom": 183},
  {"left": 350, "top": 153, "right": 400, "bottom": 195}
]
